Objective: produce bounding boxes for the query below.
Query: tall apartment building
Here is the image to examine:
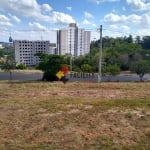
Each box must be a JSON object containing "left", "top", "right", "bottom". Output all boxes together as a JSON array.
[
  {"left": 14, "top": 40, "right": 51, "bottom": 66},
  {"left": 57, "top": 23, "right": 91, "bottom": 56}
]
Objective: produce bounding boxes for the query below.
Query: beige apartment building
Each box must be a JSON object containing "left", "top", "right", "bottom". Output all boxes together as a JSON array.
[{"left": 57, "top": 23, "right": 91, "bottom": 56}]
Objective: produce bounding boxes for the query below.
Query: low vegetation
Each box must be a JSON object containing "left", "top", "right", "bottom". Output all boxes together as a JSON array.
[{"left": 0, "top": 81, "right": 150, "bottom": 149}]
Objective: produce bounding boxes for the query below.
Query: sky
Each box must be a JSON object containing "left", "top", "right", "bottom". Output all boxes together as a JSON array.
[{"left": 0, "top": 0, "right": 150, "bottom": 43}]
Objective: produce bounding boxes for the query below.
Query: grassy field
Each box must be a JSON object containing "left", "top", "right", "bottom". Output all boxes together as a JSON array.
[{"left": 0, "top": 81, "right": 150, "bottom": 150}]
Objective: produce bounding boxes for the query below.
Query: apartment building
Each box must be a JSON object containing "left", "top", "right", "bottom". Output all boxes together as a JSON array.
[
  {"left": 57, "top": 23, "right": 91, "bottom": 56},
  {"left": 14, "top": 40, "right": 51, "bottom": 66}
]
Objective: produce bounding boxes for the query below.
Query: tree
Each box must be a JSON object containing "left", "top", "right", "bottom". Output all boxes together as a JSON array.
[
  {"left": 135, "top": 36, "right": 141, "bottom": 44},
  {"left": 81, "top": 64, "right": 92, "bottom": 72},
  {"left": 132, "top": 53, "right": 142, "bottom": 62},
  {"left": 0, "top": 50, "right": 3, "bottom": 57},
  {"left": 126, "top": 34, "right": 133, "bottom": 43},
  {"left": 130, "top": 61, "right": 150, "bottom": 81},
  {"left": 16, "top": 64, "right": 27, "bottom": 69},
  {"left": 36, "top": 53, "right": 66, "bottom": 81},
  {"left": 117, "top": 54, "right": 129, "bottom": 71},
  {"left": 103, "top": 64, "right": 121, "bottom": 76},
  {"left": 142, "top": 36, "right": 150, "bottom": 50},
  {"left": 73, "top": 56, "right": 85, "bottom": 69},
  {"left": 0, "top": 55, "right": 16, "bottom": 80},
  {"left": 105, "top": 47, "right": 119, "bottom": 65}
]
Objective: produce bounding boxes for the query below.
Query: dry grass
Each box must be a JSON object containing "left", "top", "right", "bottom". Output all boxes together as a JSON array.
[{"left": 0, "top": 81, "right": 150, "bottom": 149}]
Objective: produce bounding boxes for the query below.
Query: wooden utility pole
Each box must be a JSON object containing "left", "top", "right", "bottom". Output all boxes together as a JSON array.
[{"left": 98, "top": 25, "right": 102, "bottom": 82}]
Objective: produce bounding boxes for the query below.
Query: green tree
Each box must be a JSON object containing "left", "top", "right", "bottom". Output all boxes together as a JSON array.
[
  {"left": 142, "top": 36, "right": 150, "bottom": 50},
  {"left": 117, "top": 54, "right": 129, "bottom": 70},
  {"left": 0, "top": 50, "right": 3, "bottom": 57},
  {"left": 104, "top": 64, "right": 121, "bottom": 76},
  {"left": 16, "top": 64, "right": 27, "bottom": 69},
  {"left": 73, "top": 56, "right": 85, "bottom": 69},
  {"left": 130, "top": 61, "right": 150, "bottom": 81},
  {"left": 105, "top": 47, "right": 119, "bottom": 65},
  {"left": 81, "top": 64, "right": 92, "bottom": 72},
  {"left": 0, "top": 55, "right": 16, "bottom": 80},
  {"left": 135, "top": 36, "right": 141, "bottom": 44},
  {"left": 36, "top": 53, "right": 65, "bottom": 81},
  {"left": 124, "top": 34, "right": 133, "bottom": 43}
]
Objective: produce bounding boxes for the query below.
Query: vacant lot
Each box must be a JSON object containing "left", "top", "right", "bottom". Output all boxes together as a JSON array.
[{"left": 0, "top": 81, "right": 150, "bottom": 150}]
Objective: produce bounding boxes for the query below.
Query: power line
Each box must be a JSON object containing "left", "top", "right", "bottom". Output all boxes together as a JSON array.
[
  {"left": 0, "top": 26, "right": 146, "bottom": 37},
  {"left": 0, "top": 26, "right": 149, "bottom": 43},
  {"left": 103, "top": 28, "right": 140, "bottom": 37}
]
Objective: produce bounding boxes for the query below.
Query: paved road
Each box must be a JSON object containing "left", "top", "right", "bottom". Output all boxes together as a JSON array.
[
  {"left": 0, "top": 71, "right": 43, "bottom": 81},
  {"left": 0, "top": 71, "right": 150, "bottom": 82}
]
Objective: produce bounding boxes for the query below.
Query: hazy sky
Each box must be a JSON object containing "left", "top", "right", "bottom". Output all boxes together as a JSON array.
[{"left": 0, "top": 0, "right": 150, "bottom": 42}]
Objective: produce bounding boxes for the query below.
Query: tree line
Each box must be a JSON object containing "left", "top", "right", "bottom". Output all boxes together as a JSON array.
[
  {"left": 35, "top": 35, "right": 150, "bottom": 81},
  {"left": 71, "top": 35, "right": 150, "bottom": 81},
  {"left": 0, "top": 35, "right": 150, "bottom": 81}
]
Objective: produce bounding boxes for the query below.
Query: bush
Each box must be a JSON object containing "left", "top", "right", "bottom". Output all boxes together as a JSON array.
[
  {"left": 81, "top": 64, "right": 92, "bottom": 72},
  {"left": 16, "top": 64, "right": 27, "bottom": 69},
  {"left": 103, "top": 64, "right": 120, "bottom": 76}
]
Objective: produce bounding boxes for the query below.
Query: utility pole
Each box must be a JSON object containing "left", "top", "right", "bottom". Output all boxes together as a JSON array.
[
  {"left": 70, "top": 53, "right": 72, "bottom": 72},
  {"left": 98, "top": 25, "right": 102, "bottom": 82}
]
